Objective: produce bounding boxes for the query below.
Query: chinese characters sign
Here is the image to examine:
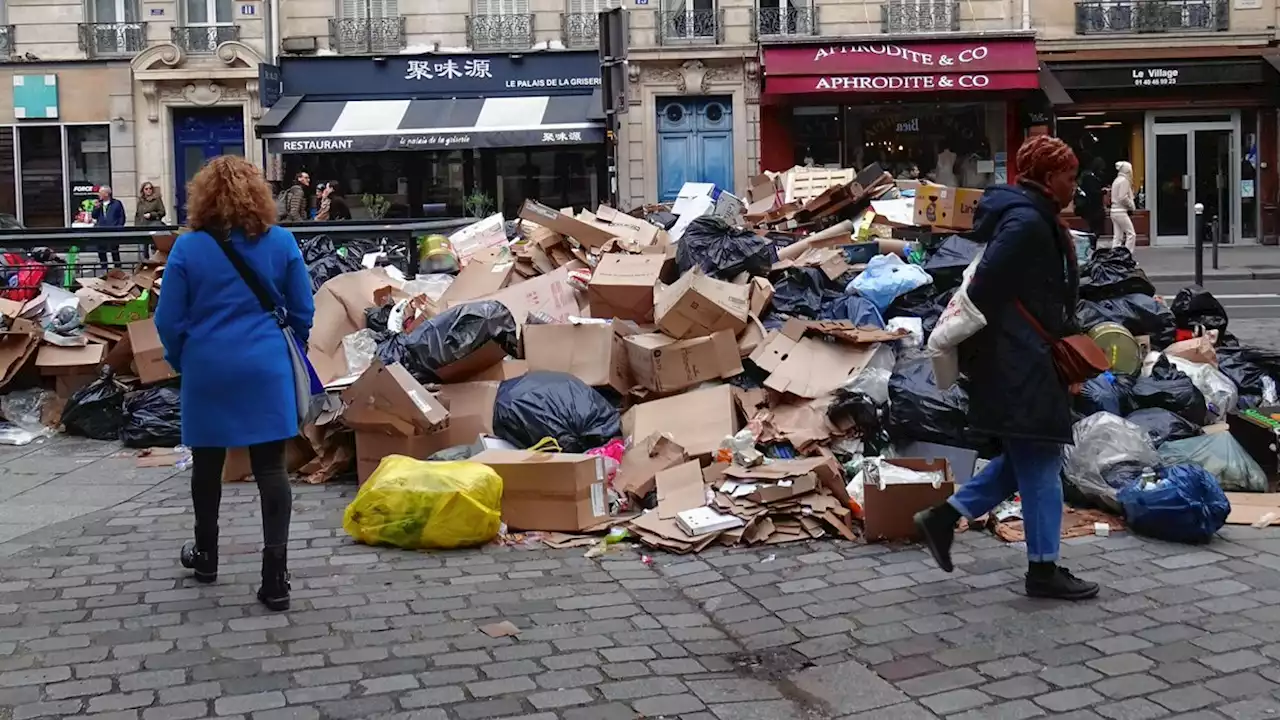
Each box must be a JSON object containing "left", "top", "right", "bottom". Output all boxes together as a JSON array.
[{"left": 405, "top": 58, "right": 494, "bottom": 81}]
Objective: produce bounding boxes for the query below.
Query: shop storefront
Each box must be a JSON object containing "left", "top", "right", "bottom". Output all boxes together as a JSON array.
[
  {"left": 758, "top": 35, "right": 1041, "bottom": 187},
  {"left": 0, "top": 63, "right": 136, "bottom": 227},
  {"left": 1045, "top": 55, "right": 1279, "bottom": 246},
  {"left": 260, "top": 52, "right": 606, "bottom": 219}
]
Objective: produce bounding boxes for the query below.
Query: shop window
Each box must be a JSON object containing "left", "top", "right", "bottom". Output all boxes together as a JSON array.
[
  {"left": 18, "top": 126, "right": 66, "bottom": 228},
  {"left": 845, "top": 103, "right": 997, "bottom": 187},
  {"left": 1242, "top": 110, "right": 1259, "bottom": 241},
  {"left": 0, "top": 129, "right": 16, "bottom": 222},
  {"left": 792, "top": 106, "right": 840, "bottom": 167},
  {"left": 1058, "top": 112, "right": 1143, "bottom": 201},
  {"left": 66, "top": 125, "right": 112, "bottom": 223}
]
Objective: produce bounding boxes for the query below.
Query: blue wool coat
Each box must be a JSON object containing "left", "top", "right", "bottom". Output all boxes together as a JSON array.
[{"left": 154, "top": 226, "right": 314, "bottom": 448}]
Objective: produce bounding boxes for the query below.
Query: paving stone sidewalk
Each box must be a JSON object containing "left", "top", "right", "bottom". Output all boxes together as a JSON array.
[{"left": 4, "top": 474, "right": 1280, "bottom": 720}]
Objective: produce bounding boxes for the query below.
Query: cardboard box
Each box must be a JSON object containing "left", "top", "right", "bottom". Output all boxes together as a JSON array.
[
  {"left": 353, "top": 431, "right": 440, "bottom": 484},
  {"left": 441, "top": 248, "right": 515, "bottom": 307},
  {"left": 84, "top": 290, "right": 150, "bottom": 327},
  {"left": 655, "top": 272, "right": 750, "bottom": 340},
  {"left": 224, "top": 437, "right": 313, "bottom": 483},
  {"left": 951, "top": 188, "right": 984, "bottom": 230},
  {"left": 447, "top": 213, "right": 508, "bottom": 267},
  {"left": 126, "top": 318, "right": 178, "bottom": 385},
  {"left": 466, "top": 359, "right": 529, "bottom": 382},
  {"left": 625, "top": 330, "right": 743, "bottom": 393},
  {"left": 36, "top": 343, "right": 106, "bottom": 376},
  {"left": 614, "top": 433, "right": 688, "bottom": 500},
  {"left": 472, "top": 449, "right": 609, "bottom": 532},
  {"left": 0, "top": 319, "right": 40, "bottom": 390},
  {"left": 342, "top": 360, "right": 449, "bottom": 436},
  {"left": 623, "top": 384, "right": 740, "bottom": 459},
  {"left": 749, "top": 321, "right": 882, "bottom": 399},
  {"left": 748, "top": 277, "right": 774, "bottom": 318},
  {"left": 482, "top": 264, "right": 586, "bottom": 328},
  {"left": 519, "top": 199, "right": 618, "bottom": 249},
  {"left": 912, "top": 185, "right": 983, "bottom": 230},
  {"left": 592, "top": 205, "right": 667, "bottom": 248},
  {"left": 524, "top": 321, "right": 635, "bottom": 393},
  {"left": 862, "top": 458, "right": 955, "bottom": 542},
  {"left": 588, "top": 254, "right": 665, "bottom": 322}
]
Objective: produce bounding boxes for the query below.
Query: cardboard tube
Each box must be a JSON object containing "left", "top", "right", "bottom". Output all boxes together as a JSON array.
[{"left": 776, "top": 220, "right": 855, "bottom": 262}]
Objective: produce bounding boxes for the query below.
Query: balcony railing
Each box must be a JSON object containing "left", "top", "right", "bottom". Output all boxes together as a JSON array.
[
  {"left": 466, "top": 13, "right": 534, "bottom": 50},
  {"left": 171, "top": 24, "right": 240, "bottom": 53},
  {"left": 656, "top": 9, "right": 724, "bottom": 45},
  {"left": 0, "top": 25, "right": 13, "bottom": 56},
  {"left": 1076, "top": 0, "right": 1228, "bottom": 34},
  {"left": 881, "top": 1, "right": 959, "bottom": 33},
  {"left": 753, "top": 6, "right": 818, "bottom": 39},
  {"left": 328, "top": 17, "right": 406, "bottom": 54},
  {"left": 78, "top": 22, "right": 148, "bottom": 58},
  {"left": 561, "top": 12, "right": 599, "bottom": 48}
]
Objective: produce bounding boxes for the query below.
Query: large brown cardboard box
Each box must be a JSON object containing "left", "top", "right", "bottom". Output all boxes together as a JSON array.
[
  {"left": 655, "top": 273, "right": 750, "bottom": 339},
  {"left": 354, "top": 431, "right": 441, "bottom": 484},
  {"left": 862, "top": 458, "right": 955, "bottom": 542},
  {"left": 913, "top": 185, "right": 957, "bottom": 227},
  {"left": 625, "top": 330, "right": 743, "bottom": 393},
  {"left": 36, "top": 344, "right": 106, "bottom": 377},
  {"left": 471, "top": 449, "right": 609, "bottom": 531},
  {"left": 524, "top": 321, "right": 635, "bottom": 393},
  {"left": 441, "top": 248, "right": 515, "bottom": 307},
  {"left": 588, "top": 254, "right": 665, "bottom": 322},
  {"left": 950, "top": 188, "right": 984, "bottom": 230},
  {"left": 622, "top": 384, "right": 739, "bottom": 459},
  {"left": 481, "top": 264, "right": 586, "bottom": 327},
  {"left": 341, "top": 360, "right": 449, "bottom": 436},
  {"left": 518, "top": 199, "right": 618, "bottom": 249},
  {"left": 0, "top": 319, "right": 40, "bottom": 390},
  {"left": 127, "top": 318, "right": 178, "bottom": 385}
]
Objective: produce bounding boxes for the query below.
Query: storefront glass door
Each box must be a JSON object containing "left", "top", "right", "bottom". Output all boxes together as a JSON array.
[{"left": 1146, "top": 113, "right": 1239, "bottom": 247}]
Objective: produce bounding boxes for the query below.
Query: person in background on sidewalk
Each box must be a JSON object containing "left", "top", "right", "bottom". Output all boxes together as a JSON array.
[
  {"left": 914, "top": 135, "right": 1100, "bottom": 602},
  {"left": 154, "top": 155, "right": 313, "bottom": 612},
  {"left": 91, "top": 185, "right": 125, "bottom": 266},
  {"left": 1077, "top": 157, "right": 1107, "bottom": 249},
  {"left": 324, "top": 181, "right": 351, "bottom": 220},
  {"left": 280, "top": 171, "right": 310, "bottom": 222},
  {"left": 1111, "top": 160, "right": 1138, "bottom": 251},
  {"left": 135, "top": 181, "right": 167, "bottom": 226}
]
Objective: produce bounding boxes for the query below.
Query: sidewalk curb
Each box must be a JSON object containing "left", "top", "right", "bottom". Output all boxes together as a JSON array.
[{"left": 1147, "top": 269, "right": 1280, "bottom": 283}]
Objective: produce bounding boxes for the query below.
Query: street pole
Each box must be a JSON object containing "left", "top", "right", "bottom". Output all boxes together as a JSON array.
[{"left": 1194, "top": 202, "right": 1204, "bottom": 287}]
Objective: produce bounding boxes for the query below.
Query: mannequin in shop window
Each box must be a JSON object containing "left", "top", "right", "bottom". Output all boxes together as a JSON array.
[
  {"left": 960, "top": 141, "right": 992, "bottom": 189},
  {"left": 934, "top": 144, "right": 958, "bottom": 187}
]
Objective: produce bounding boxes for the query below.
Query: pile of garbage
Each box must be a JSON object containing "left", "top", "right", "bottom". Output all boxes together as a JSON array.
[{"left": 4, "top": 169, "right": 1279, "bottom": 554}]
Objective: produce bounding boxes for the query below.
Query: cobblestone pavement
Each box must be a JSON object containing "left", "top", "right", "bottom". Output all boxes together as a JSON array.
[{"left": 4, "top": 473, "right": 1280, "bottom": 720}]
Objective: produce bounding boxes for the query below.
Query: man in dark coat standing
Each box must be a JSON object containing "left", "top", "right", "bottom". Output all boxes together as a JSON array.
[
  {"left": 915, "top": 135, "right": 1100, "bottom": 602},
  {"left": 91, "top": 185, "right": 126, "bottom": 265}
]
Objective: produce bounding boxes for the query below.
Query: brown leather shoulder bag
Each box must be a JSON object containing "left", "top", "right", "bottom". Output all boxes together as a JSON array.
[{"left": 1015, "top": 301, "right": 1109, "bottom": 386}]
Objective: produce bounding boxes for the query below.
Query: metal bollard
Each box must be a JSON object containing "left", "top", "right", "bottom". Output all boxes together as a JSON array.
[{"left": 1194, "top": 203, "right": 1205, "bottom": 287}]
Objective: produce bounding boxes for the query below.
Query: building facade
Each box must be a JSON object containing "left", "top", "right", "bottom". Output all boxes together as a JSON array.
[{"left": 1, "top": 0, "right": 272, "bottom": 225}]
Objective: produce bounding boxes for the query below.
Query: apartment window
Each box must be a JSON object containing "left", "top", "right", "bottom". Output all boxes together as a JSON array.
[
  {"left": 85, "top": 0, "right": 144, "bottom": 55},
  {"left": 175, "top": 0, "right": 236, "bottom": 52},
  {"left": 662, "top": 0, "right": 717, "bottom": 41},
  {"left": 471, "top": 0, "right": 533, "bottom": 50},
  {"left": 340, "top": 0, "right": 399, "bottom": 21},
  {"left": 883, "top": 0, "right": 958, "bottom": 33},
  {"left": 564, "top": 0, "right": 618, "bottom": 46},
  {"left": 757, "top": 0, "right": 812, "bottom": 36}
]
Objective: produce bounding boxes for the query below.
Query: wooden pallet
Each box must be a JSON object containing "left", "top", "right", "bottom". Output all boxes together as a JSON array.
[{"left": 783, "top": 167, "right": 857, "bottom": 205}]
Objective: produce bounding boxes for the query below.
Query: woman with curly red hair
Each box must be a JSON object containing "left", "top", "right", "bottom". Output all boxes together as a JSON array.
[
  {"left": 915, "top": 135, "right": 1099, "bottom": 601},
  {"left": 154, "top": 155, "right": 314, "bottom": 611}
]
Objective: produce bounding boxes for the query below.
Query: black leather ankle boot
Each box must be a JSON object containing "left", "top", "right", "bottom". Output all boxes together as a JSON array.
[{"left": 257, "top": 545, "right": 290, "bottom": 611}]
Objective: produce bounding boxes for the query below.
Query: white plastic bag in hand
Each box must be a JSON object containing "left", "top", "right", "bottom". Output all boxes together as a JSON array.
[{"left": 928, "top": 256, "right": 987, "bottom": 389}]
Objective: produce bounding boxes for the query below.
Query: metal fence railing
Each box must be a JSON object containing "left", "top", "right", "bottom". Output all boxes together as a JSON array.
[{"left": 0, "top": 219, "right": 478, "bottom": 297}]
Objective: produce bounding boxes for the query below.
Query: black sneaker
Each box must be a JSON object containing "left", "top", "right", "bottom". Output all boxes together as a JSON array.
[
  {"left": 913, "top": 504, "right": 957, "bottom": 573},
  {"left": 1026, "top": 565, "right": 1100, "bottom": 600},
  {"left": 180, "top": 541, "right": 218, "bottom": 584}
]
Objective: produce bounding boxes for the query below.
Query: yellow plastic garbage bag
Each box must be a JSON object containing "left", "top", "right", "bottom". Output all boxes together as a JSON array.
[{"left": 343, "top": 456, "right": 503, "bottom": 550}]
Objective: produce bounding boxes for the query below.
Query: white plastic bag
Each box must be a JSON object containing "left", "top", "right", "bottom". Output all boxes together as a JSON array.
[
  {"left": 1162, "top": 355, "right": 1237, "bottom": 424},
  {"left": 927, "top": 256, "right": 986, "bottom": 389},
  {"left": 1064, "top": 412, "right": 1160, "bottom": 513}
]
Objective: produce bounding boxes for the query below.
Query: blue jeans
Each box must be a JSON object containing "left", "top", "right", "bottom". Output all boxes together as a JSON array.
[{"left": 949, "top": 440, "right": 1065, "bottom": 563}]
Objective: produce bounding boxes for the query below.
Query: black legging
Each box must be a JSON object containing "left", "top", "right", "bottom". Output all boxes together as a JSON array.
[{"left": 191, "top": 441, "right": 292, "bottom": 548}]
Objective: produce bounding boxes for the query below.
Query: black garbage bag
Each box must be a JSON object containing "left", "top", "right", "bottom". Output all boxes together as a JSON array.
[
  {"left": 299, "top": 234, "right": 337, "bottom": 264},
  {"left": 923, "top": 235, "right": 983, "bottom": 293},
  {"left": 677, "top": 216, "right": 777, "bottom": 281},
  {"left": 1131, "top": 356, "right": 1208, "bottom": 425},
  {"left": 819, "top": 293, "right": 885, "bottom": 329},
  {"left": 771, "top": 267, "right": 831, "bottom": 318},
  {"left": 1125, "top": 407, "right": 1201, "bottom": 447},
  {"left": 827, "top": 389, "right": 891, "bottom": 455},
  {"left": 885, "top": 285, "right": 956, "bottom": 341},
  {"left": 120, "top": 386, "right": 182, "bottom": 448},
  {"left": 62, "top": 372, "right": 129, "bottom": 441},
  {"left": 1170, "top": 286, "right": 1229, "bottom": 336},
  {"left": 492, "top": 371, "right": 621, "bottom": 453},
  {"left": 1217, "top": 345, "right": 1280, "bottom": 409},
  {"left": 1077, "top": 293, "right": 1176, "bottom": 348},
  {"left": 646, "top": 211, "right": 678, "bottom": 230},
  {"left": 365, "top": 303, "right": 393, "bottom": 335},
  {"left": 308, "top": 253, "right": 363, "bottom": 293},
  {"left": 1074, "top": 372, "right": 1136, "bottom": 417},
  {"left": 1080, "top": 247, "right": 1156, "bottom": 301},
  {"left": 887, "top": 358, "right": 992, "bottom": 452},
  {"left": 378, "top": 300, "right": 519, "bottom": 384}
]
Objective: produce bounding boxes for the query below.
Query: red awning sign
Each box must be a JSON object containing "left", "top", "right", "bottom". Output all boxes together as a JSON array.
[{"left": 762, "top": 38, "right": 1041, "bottom": 96}]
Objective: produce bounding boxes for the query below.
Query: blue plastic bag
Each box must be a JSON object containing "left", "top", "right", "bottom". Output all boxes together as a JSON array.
[
  {"left": 820, "top": 293, "right": 885, "bottom": 329},
  {"left": 847, "top": 254, "right": 933, "bottom": 312},
  {"left": 1118, "top": 464, "right": 1230, "bottom": 544}
]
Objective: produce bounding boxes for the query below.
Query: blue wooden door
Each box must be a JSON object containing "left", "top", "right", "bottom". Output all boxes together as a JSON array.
[
  {"left": 656, "top": 96, "right": 734, "bottom": 202},
  {"left": 173, "top": 108, "right": 246, "bottom": 222}
]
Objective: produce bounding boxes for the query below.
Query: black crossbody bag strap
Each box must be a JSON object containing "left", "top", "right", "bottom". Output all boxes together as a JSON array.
[{"left": 211, "top": 232, "right": 288, "bottom": 329}]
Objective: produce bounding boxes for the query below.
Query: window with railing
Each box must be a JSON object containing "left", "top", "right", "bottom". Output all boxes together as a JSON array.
[
  {"left": 468, "top": 0, "right": 534, "bottom": 51},
  {"left": 881, "top": 0, "right": 959, "bottom": 33},
  {"left": 561, "top": 0, "right": 620, "bottom": 48},
  {"left": 754, "top": 0, "right": 817, "bottom": 38},
  {"left": 174, "top": 0, "right": 237, "bottom": 53},
  {"left": 331, "top": 0, "right": 405, "bottom": 53},
  {"left": 658, "top": 0, "right": 722, "bottom": 44},
  {"left": 0, "top": 25, "right": 13, "bottom": 57},
  {"left": 81, "top": 0, "right": 146, "bottom": 57},
  {"left": 1076, "top": 0, "right": 1228, "bottom": 34}
]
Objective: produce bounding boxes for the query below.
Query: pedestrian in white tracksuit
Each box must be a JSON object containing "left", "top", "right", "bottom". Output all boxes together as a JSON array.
[{"left": 1111, "top": 161, "right": 1138, "bottom": 251}]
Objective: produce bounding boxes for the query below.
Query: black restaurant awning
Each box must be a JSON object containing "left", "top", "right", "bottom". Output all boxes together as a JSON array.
[
  {"left": 256, "top": 95, "right": 302, "bottom": 137},
  {"left": 261, "top": 94, "right": 605, "bottom": 154}
]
